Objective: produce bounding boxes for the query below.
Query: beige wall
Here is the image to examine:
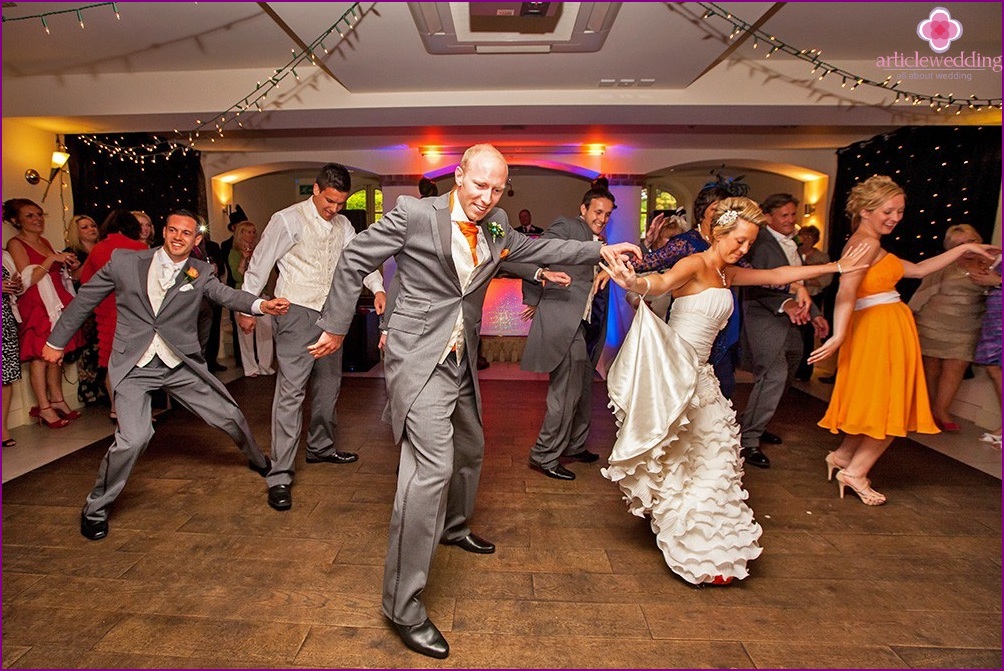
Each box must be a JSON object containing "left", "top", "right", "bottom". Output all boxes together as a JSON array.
[{"left": 1, "top": 120, "right": 73, "bottom": 249}]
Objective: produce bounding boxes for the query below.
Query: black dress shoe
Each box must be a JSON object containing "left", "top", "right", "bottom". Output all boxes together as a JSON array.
[
  {"left": 80, "top": 511, "right": 108, "bottom": 541},
  {"left": 442, "top": 532, "right": 496, "bottom": 554},
  {"left": 248, "top": 456, "right": 272, "bottom": 478},
  {"left": 563, "top": 449, "right": 599, "bottom": 463},
  {"left": 529, "top": 460, "right": 576, "bottom": 480},
  {"left": 391, "top": 618, "right": 449, "bottom": 659},
  {"left": 305, "top": 450, "right": 358, "bottom": 464},
  {"left": 743, "top": 446, "right": 771, "bottom": 469},
  {"left": 760, "top": 430, "right": 783, "bottom": 445},
  {"left": 819, "top": 374, "right": 836, "bottom": 384},
  {"left": 267, "top": 484, "right": 292, "bottom": 511},
  {"left": 208, "top": 362, "right": 227, "bottom": 372}
]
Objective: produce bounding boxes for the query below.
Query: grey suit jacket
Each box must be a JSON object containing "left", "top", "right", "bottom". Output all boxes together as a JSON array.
[
  {"left": 740, "top": 231, "right": 820, "bottom": 367},
  {"left": 508, "top": 216, "right": 598, "bottom": 373},
  {"left": 317, "top": 193, "right": 603, "bottom": 443},
  {"left": 48, "top": 247, "right": 258, "bottom": 396}
]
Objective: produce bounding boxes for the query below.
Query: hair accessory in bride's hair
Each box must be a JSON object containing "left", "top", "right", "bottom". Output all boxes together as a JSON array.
[{"left": 717, "top": 209, "right": 740, "bottom": 227}]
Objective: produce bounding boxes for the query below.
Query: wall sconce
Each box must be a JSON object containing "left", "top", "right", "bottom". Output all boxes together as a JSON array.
[
  {"left": 803, "top": 203, "right": 816, "bottom": 218},
  {"left": 24, "top": 147, "right": 71, "bottom": 202}
]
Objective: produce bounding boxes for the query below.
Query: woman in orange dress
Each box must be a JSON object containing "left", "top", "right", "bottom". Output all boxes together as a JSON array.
[{"left": 810, "top": 176, "right": 999, "bottom": 505}]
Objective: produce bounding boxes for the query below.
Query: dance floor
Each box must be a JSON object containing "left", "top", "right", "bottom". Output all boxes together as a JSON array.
[{"left": 2, "top": 376, "right": 1001, "bottom": 669}]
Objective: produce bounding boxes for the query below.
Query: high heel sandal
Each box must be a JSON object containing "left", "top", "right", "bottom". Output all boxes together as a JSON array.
[
  {"left": 49, "top": 398, "right": 81, "bottom": 421},
  {"left": 835, "top": 470, "right": 886, "bottom": 506},
  {"left": 2, "top": 438, "right": 16, "bottom": 447},
  {"left": 28, "top": 406, "right": 70, "bottom": 429},
  {"left": 824, "top": 452, "right": 846, "bottom": 481}
]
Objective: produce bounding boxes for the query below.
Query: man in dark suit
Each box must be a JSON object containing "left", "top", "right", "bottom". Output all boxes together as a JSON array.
[
  {"left": 221, "top": 206, "right": 249, "bottom": 368},
  {"left": 739, "top": 193, "right": 828, "bottom": 467},
  {"left": 308, "top": 144, "right": 641, "bottom": 659},
  {"left": 514, "top": 208, "right": 544, "bottom": 236},
  {"left": 510, "top": 187, "right": 616, "bottom": 480},
  {"left": 43, "top": 210, "right": 289, "bottom": 540}
]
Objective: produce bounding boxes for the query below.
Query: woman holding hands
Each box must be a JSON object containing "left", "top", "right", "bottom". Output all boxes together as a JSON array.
[
  {"left": 810, "top": 176, "right": 999, "bottom": 505},
  {"left": 599, "top": 196, "right": 867, "bottom": 585}
]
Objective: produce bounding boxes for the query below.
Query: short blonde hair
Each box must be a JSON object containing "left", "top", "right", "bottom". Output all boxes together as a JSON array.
[
  {"left": 233, "top": 220, "right": 257, "bottom": 243},
  {"left": 66, "top": 214, "right": 97, "bottom": 252},
  {"left": 710, "top": 196, "right": 767, "bottom": 239},
  {"left": 943, "top": 223, "right": 982, "bottom": 249},
  {"left": 846, "top": 175, "right": 905, "bottom": 228}
]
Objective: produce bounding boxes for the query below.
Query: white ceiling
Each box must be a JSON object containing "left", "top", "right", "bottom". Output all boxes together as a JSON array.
[{"left": 3, "top": 2, "right": 1002, "bottom": 159}]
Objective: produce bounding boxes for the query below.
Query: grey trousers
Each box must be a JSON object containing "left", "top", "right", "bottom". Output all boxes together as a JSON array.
[
  {"left": 740, "top": 326, "right": 802, "bottom": 449},
  {"left": 266, "top": 304, "right": 343, "bottom": 487},
  {"left": 383, "top": 352, "right": 484, "bottom": 626},
  {"left": 530, "top": 324, "right": 595, "bottom": 469},
  {"left": 83, "top": 358, "right": 267, "bottom": 522}
]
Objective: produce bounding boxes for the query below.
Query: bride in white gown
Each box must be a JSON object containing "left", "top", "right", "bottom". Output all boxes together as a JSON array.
[{"left": 599, "top": 197, "right": 867, "bottom": 585}]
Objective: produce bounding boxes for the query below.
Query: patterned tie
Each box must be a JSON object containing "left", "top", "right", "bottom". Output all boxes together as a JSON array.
[
  {"left": 159, "top": 262, "right": 178, "bottom": 291},
  {"left": 456, "top": 220, "right": 479, "bottom": 265}
]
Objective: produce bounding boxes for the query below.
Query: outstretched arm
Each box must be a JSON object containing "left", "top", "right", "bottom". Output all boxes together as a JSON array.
[{"left": 728, "top": 244, "right": 869, "bottom": 287}]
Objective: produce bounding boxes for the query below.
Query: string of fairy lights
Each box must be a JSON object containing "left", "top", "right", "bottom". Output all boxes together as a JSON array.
[
  {"left": 0, "top": 2, "right": 120, "bottom": 32},
  {"left": 696, "top": 2, "right": 1003, "bottom": 115},
  {"left": 6, "top": 2, "right": 373, "bottom": 165}
]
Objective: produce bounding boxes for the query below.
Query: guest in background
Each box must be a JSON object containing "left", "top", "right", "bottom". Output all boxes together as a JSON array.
[
  {"left": 812, "top": 176, "right": 998, "bottom": 506},
  {"left": 793, "top": 224, "right": 833, "bottom": 382},
  {"left": 221, "top": 206, "right": 249, "bottom": 369},
  {"left": 973, "top": 258, "right": 1002, "bottom": 448},
  {"left": 64, "top": 214, "right": 107, "bottom": 406},
  {"left": 3, "top": 249, "right": 25, "bottom": 446},
  {"left": 80, "top": 209, "right": 147, "bottom": 422},
  {"left": 418, "top": 177, "right": 439, "bottom": 198},
  {"left": 514, "top": 209, "right": 544, "bottom": 236},
  {"left": 132, "top": 210, "right": 156, "bottom": 248},
  {"left": 909, "top": 224, "right": 996, "bottom": 432},
  {"left": 201, "top": 230, "right": 228, "bottom": 373},
  {"left": 4, "top": 198, "right": 84, "bottom": 430},
  {"left": 738, "top": 193, "right": 826, "bottom": 468},
  {"left": 642, "top": 209, "right": 686, "bottom": 254},
  {"left": 228, "top": 221, "right": 275, "bottom": 377}
]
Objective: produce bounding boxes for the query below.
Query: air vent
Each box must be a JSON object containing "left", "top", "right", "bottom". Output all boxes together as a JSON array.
[{"left": 409, "top": 2, "right": 621, "bottom": 55}]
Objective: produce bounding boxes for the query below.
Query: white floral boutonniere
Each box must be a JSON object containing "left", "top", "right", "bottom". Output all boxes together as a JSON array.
[{"left": 487, "top": 221, "right": 504, "bottom": 243}]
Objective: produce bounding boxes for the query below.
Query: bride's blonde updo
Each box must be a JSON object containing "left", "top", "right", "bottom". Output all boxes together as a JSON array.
[
  {"left": 710, "top": 197, "right": 766, "bottom": 239},
  {"left": 845, "top": 175, "right": 905, "bottom": 229}
]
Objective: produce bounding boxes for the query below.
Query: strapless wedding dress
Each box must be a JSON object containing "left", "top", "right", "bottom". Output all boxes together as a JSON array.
[{"left": 603, "top": 288, "right": 762, "bottom": 584}]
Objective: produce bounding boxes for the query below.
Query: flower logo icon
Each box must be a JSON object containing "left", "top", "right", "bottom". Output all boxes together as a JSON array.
[{"left": 917, "top": 7, "right": 962, "bottom": 53}]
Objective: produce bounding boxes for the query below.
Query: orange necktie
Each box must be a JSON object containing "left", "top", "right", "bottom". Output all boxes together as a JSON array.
[{"left": 456, "top": 220, "right": 479, "bottom": 265}]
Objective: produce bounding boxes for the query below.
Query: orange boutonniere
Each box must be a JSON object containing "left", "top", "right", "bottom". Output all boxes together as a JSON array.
[
  {"left": 499, "top": 248, "right": 510, "bottom": 260},
  {"left": 183, "top": 267, "right": 199, "bottom": 283}
]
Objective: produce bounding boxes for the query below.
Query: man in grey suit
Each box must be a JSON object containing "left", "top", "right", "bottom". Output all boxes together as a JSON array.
[
  {"left": 308, "top": 144, "right": 641, "bottom": 659},
  {"left": 43, "top": 211, "right": 289, "bottom": 541},
  {"left": 511, "top": 187, "right": 616, "bottom": 480},
  {"left": 739, "top": 193, "right": 828, "bottom": 467}
]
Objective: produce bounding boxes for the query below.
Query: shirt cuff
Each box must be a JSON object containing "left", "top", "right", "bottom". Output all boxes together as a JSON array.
[
  {"left": 251, "top": 299, "right": 264, "bottom": 315},
  {"left": 44, "top": 341, "right": 63, "bottom": 351},
  {"left": 778, "top": 298, "right": 793, "bottom": 314},
  {"left": 534, "top": 268, "right": 546, "bottom": 282}
]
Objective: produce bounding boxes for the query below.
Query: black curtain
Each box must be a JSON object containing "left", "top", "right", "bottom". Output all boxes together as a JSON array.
[
  {"left": 827, "top": 125, "right": 1002, "bottom": 301},
  {"left": 65, "top": 134, "right": 206, "bottom": 244}
]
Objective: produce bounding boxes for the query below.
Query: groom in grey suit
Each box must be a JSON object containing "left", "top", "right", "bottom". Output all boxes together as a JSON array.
[
  {"left": 509, "top": 187, "right": 617, "bottom": 480},
  {"left": 309, "top": 144, "right": 641, "bottom": 659},
  {"left": 44, "top": 211, "right": 289, "bottom": 541}
]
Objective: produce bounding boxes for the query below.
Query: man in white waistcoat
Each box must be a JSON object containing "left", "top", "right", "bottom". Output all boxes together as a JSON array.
[{"left": 238, "top": 163, "right": 386, "bottom": 511}]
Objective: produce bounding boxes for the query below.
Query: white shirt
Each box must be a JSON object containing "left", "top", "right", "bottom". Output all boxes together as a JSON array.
[
  {"left": 440, "top": 193, "right": 489, "bottom": 364},
  {"left": 242, "top": 197, "right": 384, "bottom": 312},
  {"left": 766, "top": 225, "right": 802, "bottom": 267},
  {"left": 582, "top": 231, "right": 602, "bottom": 322}
]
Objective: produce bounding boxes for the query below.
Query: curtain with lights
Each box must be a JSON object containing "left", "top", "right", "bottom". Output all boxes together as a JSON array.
[
  {"left": 65, "top": 133, "right": 206, "bottom": 243},
  {"left": 827, "top": 125, "right": 1002, "bottom": 300}
]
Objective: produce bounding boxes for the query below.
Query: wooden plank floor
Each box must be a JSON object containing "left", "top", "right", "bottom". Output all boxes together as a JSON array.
[{"left": 2, "top": 376, "right": 1001, "bottom": 669}]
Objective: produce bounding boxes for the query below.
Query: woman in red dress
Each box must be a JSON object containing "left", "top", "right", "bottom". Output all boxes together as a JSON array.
[
  {"left": 78, "top": 209, "right": 146, "bottom": 421},
  {"left": 3, "top": 198, "right": 84, "bottom": 429}
]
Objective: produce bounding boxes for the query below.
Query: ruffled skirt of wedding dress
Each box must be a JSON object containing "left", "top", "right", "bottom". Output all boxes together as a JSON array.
[{"left": 603, "top": 305, "right": 762, "bottom": 584}]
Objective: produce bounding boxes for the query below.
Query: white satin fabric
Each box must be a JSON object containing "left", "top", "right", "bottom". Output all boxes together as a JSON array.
[{"left": 603, "top": 288, "right": 762, "bottom": 584}]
